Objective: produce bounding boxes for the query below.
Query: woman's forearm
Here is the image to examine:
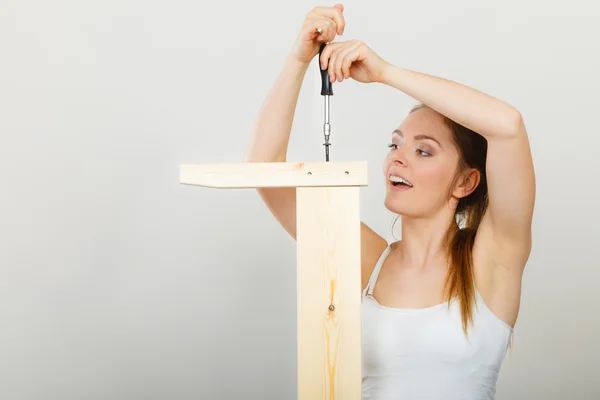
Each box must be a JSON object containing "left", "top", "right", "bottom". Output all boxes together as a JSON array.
[
  {"left": 380, "top": 64, "right": 523, "bottom": 139},
  {"left": 244, "top": 55, "right": 311, "bottom": 163}
]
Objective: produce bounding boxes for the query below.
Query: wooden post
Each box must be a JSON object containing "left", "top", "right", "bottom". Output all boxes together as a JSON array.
[{"left": 180, "top": 161, "right": 368, "bottom": 400}]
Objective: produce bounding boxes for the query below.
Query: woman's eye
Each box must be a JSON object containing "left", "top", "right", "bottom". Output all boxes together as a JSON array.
[{"left": 388, "top": 143, "right": 431, "bottom": 157}]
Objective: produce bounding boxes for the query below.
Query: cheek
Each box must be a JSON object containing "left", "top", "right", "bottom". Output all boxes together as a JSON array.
[{"left": 417, "top": 162, "right": 449, "bottom": 187}]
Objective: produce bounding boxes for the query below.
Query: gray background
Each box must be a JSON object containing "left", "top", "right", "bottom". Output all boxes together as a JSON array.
[{"left": 1, "top": 0, "right": 599, "bottom": 399}]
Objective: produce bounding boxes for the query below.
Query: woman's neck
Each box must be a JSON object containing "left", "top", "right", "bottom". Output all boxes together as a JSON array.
[{"left": 397, "top": 207, "right": 456, "bottom": 269}]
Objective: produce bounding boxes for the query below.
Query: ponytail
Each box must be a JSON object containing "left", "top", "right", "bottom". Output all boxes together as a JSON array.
[{"left": 392, "top": 103, "right": 489, "bottom": 337}]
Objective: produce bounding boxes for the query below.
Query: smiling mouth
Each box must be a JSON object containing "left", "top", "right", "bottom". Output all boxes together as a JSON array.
[
  {"left": 391, "top": 181, "right": 412, "bottom": 188},
  {"left": 389, "top": 174, "right": 413, "bottom": 188},
  {"left": 389, "top": 181, "right": 413, "bottom": 191}
]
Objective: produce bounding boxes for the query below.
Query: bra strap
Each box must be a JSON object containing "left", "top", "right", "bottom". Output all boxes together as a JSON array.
[{"left": 363, "top": 244, "right": 391, "bottom": 297}]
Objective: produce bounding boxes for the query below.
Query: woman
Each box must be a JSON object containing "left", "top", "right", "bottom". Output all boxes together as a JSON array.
[{"left": 245, "top": 4, "right": 535, "bottom": 399}]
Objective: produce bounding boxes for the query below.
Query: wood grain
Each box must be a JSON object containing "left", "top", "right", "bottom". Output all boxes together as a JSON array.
[{"left": 296, "top": 186, "right": 362, "bottom": 400}]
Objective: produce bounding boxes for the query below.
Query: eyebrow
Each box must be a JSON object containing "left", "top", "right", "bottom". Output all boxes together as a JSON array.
[{"left": 393, "top": 129, "right": 443, "bottom": 149}]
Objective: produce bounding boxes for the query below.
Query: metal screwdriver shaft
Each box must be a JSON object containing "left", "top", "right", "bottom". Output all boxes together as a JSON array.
[{"left": 318, "top": 42, "right": 333, "bottom": 162}]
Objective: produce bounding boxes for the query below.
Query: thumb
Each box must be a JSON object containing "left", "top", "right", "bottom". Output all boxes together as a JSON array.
[{"left": 334, "top": 4, "right": 344, "bottom": 11}]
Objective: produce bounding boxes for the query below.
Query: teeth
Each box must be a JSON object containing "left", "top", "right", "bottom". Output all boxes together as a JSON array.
[{"left": 389, "top": 175, "right": 413, "bottom": 187}]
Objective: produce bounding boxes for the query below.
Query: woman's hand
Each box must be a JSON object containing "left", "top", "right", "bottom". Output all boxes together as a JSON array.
[
  {"left": 291, "top": 4, "right": 346, "bottom": 64},
  {"left": 319, "top": 40, "right": 390, "bottom": 84}
]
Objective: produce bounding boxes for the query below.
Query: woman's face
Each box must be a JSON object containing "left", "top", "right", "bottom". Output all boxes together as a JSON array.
[{"left": 383, "top": 107, "right": 460, "bottom": 218}]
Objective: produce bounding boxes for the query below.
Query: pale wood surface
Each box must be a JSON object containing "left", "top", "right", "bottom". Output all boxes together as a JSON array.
[
  {"left": 181, "top": 161, "right": 365, "bottom": 398},
  {"left": 296, "top": 186, "right": 362, "bottom": 400},
  {"left": 180, "top": 161, "right": 368, "bottom": 188}
]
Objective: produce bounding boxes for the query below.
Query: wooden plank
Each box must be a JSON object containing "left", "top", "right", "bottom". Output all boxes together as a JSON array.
[
  {"left": 296, "top": 186, "right": 362, "bottom": 400},
  {"left": 179, "top": 161, "right": 367, "bottom": 188}
]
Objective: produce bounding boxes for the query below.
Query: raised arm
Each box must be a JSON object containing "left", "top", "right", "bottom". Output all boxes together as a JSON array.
[
  {"left": 244, "top": 5, "right": 387, "bottom": 291},
  {"left": 380, "top": 65, "right": 536, "bottom": 265}
]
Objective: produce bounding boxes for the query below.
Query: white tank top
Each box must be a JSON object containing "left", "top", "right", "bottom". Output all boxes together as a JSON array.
[{"left": 362, "top": 243, "right": 513, "bottom": 399}]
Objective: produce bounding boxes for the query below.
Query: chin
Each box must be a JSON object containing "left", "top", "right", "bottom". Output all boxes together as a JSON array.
[
  {"left": 384, "top": 187, "right": 429, "bottom": 218},
  {"left": 384, "top": 195, "right": 410, "bottom": 216}
]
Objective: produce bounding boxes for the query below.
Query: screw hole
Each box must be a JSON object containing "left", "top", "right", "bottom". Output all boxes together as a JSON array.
[
  {"left": 328, "top": 304, "right": 335, "bottom": 312},
  {"left": 345, "top": 171, "right": 349, "bottom": 174},
  {"left": 307, "top": 171, "right": 312, "bottom": 175}
]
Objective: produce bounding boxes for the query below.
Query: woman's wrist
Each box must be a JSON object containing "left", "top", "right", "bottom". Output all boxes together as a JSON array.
[
  {"left": 379, "top": 62, "right": 401, "bottom": 86},
  {"left": 284, "top": 50, "right": 313, "bottom": 71}
]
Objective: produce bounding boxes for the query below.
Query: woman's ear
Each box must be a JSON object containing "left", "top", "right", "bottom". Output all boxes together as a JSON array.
[{"left": 453, "top": 168, "right": 480, "bottom": 199}]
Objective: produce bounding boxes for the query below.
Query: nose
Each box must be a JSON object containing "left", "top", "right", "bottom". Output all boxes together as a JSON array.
[
  {"left": 390, "top": 145, "right": 408, "bottom": 166},
  {"left": 384, "top": 146, "right": 407, "bottom": 177}
]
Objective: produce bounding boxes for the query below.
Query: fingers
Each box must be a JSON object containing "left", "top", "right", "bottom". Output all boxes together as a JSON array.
[
  {"left": 310, "top": 5, "right": 345, "bottom": 35},
  {"left": 337, "top": 42, "right": 361, "bottom": 80},
  {"left": 327, "top": 44, "right": 344, "bottom": 81},
  {"left": 320, "top": 41, "right": 359, "bottom": 81},
  {"left": 319, "top": 42, "right": 343, "bottom": 70},
  {"left": 309, "top": 17, "right": 337, "bottom": 43}
]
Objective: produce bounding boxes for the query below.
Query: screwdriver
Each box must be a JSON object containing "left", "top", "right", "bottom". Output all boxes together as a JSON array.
[{"left": 318, "top": 39, "right": 333, "bottom": 162}]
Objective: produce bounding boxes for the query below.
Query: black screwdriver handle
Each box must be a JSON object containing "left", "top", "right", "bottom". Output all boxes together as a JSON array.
[{"left": 318, "top": 43, "right": 334, "bottom": 96}]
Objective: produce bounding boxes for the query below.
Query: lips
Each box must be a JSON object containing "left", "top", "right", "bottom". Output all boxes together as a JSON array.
[
  {"left": 388, "top": 172, "right": 413, "bottom": 187},
  {"left": 388, "top": 181, "right": 413, "bottom": 191}
]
